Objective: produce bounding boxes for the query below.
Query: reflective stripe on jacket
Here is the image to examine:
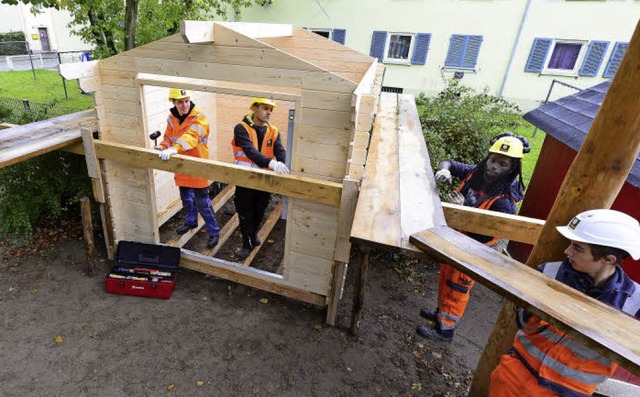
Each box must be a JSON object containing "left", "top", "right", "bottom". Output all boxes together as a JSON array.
[
  {"left": 513, "top": 261, "right": 640, "bottom": 397},
  {"left": 160, "top": 105, "right": 210, "bottom": 188},
  {"left": 231, "top": 121, "right": 279, "bottom": 169}
]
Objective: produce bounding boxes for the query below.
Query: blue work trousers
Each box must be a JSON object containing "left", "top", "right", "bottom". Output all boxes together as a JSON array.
[{"left": 179, "top": 186, "right": 220, "bottom": 237}]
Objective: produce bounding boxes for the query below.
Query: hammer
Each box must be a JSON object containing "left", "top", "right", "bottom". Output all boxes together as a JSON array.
[{"left": 149, "top": 131, "right": 161, "bottom": 147}]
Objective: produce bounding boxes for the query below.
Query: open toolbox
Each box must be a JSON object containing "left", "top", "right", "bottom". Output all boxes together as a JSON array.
[{"left": 105, "top": 241, "right": 181, "bottom": 299}]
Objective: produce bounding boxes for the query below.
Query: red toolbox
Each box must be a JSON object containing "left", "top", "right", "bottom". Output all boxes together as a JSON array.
[{"left": 105, "top": 241, "right": 181, "bottom": 299}]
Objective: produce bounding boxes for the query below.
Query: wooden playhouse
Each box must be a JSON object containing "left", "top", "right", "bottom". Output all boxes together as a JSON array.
[{"left": 59, "top": 21, "right": 384, "bottom": 323}]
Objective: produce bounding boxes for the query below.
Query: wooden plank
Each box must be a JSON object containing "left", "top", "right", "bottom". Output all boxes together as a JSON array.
[
  {"left": 334, "top": 179, "right": 359, "bottom": 263},
  {"left": 58, "top": 60, "right": 99, "bottom": 80},
  {"left": 180, "top": 250, "right": 326, "bottom": 306},
  {"left": 397, "top": 94, "right": 446, "bottom": 240},
  {"left": 81, "top": 128, "right": 105, "bottom": 203},
  {"left": 201, "top": 213, "right": 239, "bottom": 258},
  {"left": 410, "top": 226, "right": 640, "bottom": 377},
  {"left": 285, "top": 251, "right": 333, "bottom": 296},
  {"left": 93, "top": 140, "right": 342, "bottom": 207},
  {"left": 442, "top": 203, "right": 544, "bottom": 245},
  {"left": 216, "top": 21, "right": 293, "bottom": 39},
  {"left": 350, "top": 93, "right": 402, "bottom": 249},
  {"left": 180, "top": 20, "right": 214, "bottom": 43}
]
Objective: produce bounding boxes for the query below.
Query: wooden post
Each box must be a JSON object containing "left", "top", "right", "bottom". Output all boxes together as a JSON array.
[
  {"left": 80, "top": 197, "right": 97, "bottom": 277},
  {"left": 350, "top": 245, "right": 371, "bottom": 335},
  {"left": 470, "top": 21, "right": 640, "bottom": 396}
]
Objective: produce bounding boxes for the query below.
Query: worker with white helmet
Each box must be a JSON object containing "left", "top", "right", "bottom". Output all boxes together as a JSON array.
[
  {"left": 418, "top": 132, "right": 531, "bottom": 342},
  {"left": 491, "top": 209, "right": 640, "bottom": 397},
  {"left": 157, "top": 88, "right": 220, "bottom": 248},
  {"left": 231, "top": 97, "right": 289, "bottom": 260}
]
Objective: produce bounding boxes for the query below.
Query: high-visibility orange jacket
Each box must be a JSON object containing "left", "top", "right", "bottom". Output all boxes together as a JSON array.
[
  {"left": 513, "top": 260, "right": 640, "bottom": 397},
  {"left": 159, "top": 104, "right": 210, "bottom": 188},
  {"left": 231, "top": 118, "right": 280, "bottom": 169}
]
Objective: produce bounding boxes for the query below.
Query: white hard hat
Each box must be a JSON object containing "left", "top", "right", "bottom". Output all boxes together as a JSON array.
[{"left": 556, "top": 209, "right": 640, "bottom": 260}]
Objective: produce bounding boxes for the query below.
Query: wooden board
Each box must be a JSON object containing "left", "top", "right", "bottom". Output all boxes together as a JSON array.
[
  {"left": 410, "top": 226, "right": 640, "bottom": 377},
  {"left": 350, "top": 93, "right": 445, "bottom": 253}
]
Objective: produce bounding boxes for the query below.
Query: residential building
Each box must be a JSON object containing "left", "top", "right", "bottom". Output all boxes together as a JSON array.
[{"left": 236, "top": 0, "right": 640, "bottom": 111}]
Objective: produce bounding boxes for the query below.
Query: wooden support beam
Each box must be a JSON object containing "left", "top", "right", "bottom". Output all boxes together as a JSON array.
[
  {"left": 411, "top": 226, "right": 640, "bottom": 377},
  {"left": 92, "top": 140, "right": 342, "bottom": 207},
  {"left": 471, "top": 20, "right": 640, "bottom": 396},
  {"left": 179, "top": 250, "right": 325, "bottom": 306},
  {"left": 201, "top": 213, "right": 238, "bottom": 258},
  {"left": 442, "top": 203, "right": 544, "bottom": 245},
  {"left": 81, "top": 128, "right": 105, "bottom": 203}
]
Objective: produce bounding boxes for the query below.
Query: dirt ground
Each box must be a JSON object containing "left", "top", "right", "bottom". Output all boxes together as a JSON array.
[{"left": 0, "top": 210, "right": 504, "bottom": 397}]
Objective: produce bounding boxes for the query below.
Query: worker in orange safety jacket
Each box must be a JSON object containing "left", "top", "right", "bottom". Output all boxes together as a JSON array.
[
  {"left": 232, "top": 97, "right": 289, "bottom": 260},
  {"left": 157, "top": 88, "right": 220, "bottom": 248},
  {"left": 490, "top": 209, "right": 640, "bottom": 397},
  {"left": 417, "top": 132, "right": 530, "bottom": 341}
]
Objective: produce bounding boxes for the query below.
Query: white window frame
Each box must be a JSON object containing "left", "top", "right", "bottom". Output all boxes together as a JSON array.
[
  {"left": 542, "top": 39, "right": 588, "bottom": 77},
  {"left": 383, "top": 32, "right": 416, "bottom": 65}
]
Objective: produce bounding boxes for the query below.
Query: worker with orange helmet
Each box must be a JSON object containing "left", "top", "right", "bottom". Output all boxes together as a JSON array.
[
  {"left": 491, "top": 209, "right": 640, "bottom": 396},
  {"left": 417, "top": 132, "right": 530, "bottom": 341},
  {"left": 157, "top": 88, "right": 220, "bottom": 248},
  {"left": 231, "top": 97, "right": 289, "bottom": 260}
]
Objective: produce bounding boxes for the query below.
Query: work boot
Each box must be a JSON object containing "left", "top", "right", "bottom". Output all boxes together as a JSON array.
[
  {"left": 416, "top": 324, "right": 453, "bottom": 342},
  {"left": 236, "top": 237, "right": 253, "bottom": 260},
  {"left": 251, "top": 234, "right": 261, "bottom": 247},
  {"left": 207, "top": 235, "right": 219, "bottom": 248},
  {"left": 176, "top": 224, "right": 196, "bottom": 234},
  {"left": 420, "top": 307, "right": 438, "bottom": 322}
]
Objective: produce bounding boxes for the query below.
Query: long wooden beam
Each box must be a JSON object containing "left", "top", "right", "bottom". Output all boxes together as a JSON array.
[
  {"left": 411, "top": 226, "right": 640, "bottom": 377},
  {"left": 91, "top": 140, "right": 342, "bottom": 207},
  {"left": 471, "top": 20, "right": 640, "bottom": 396},
  {"left": 442, "top": 203, "right": 544, "bottom": 245}
]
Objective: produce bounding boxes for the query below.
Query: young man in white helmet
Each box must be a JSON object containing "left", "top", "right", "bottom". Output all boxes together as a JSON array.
[
  {"left": 490, "top": 209, "right": 640, "bottom": 397},
  {"left": 157, "top": 88, "right": 220, "bottom": 248},
  {"left": 231, "top": 97, "right": 289, "bottom": 260},
  {"left": 417, "top": 132, "right": 531, "bottom": 342}
]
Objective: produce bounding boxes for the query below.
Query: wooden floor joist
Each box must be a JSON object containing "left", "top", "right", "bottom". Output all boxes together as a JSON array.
[{"left": 410, "top": 226, "right": 640, "bottom": 377}]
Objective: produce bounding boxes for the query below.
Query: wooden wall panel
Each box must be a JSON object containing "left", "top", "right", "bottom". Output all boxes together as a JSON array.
[{"left": 284, "top": 252, "right": 333, "bottom": 296}]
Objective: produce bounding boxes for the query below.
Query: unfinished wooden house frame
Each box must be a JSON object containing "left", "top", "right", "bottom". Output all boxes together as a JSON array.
[{"left": 55, "top": 21, "right": 383, "bottom": 324}]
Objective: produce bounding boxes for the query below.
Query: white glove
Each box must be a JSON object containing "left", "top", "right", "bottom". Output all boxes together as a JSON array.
[
  {"left": 159, "top": 147, "right": 177, "bottom": 161},
  {"left": 268, "top": 159, "right": 290, "bottom": 174},
  {"left": 435, "top": 168, "right": 452, "bottom": 183}
]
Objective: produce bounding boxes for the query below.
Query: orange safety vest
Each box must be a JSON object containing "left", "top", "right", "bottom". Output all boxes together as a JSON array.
[
  {"left": 159, "top": 106, "right": 210, "bottom": 188},
  {"left": 231, "top": 120, "right": 279, "bottom": 169},
  {"left": 513, "top": 262, "right": 620, "bottom": 397},
  {"left": 456, "top": 170, "right": 513, "bottom": 246}
]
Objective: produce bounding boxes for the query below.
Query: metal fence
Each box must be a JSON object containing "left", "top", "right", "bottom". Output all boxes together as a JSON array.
[{"left": 0, "top": 96, "right": 85, "bottom": 122}]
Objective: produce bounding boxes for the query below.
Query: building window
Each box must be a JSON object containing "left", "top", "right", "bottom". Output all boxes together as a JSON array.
[
  {"left": 543, "top": 40, "right": 587, "bottom": 75},
  {"left": 444, "top": 34, "right": 483, "bottom": 69},
  {"left": 306, "top": 28, "right": 346, "bottom": 44},
  {"left": 369, "top": 31, "right": 431, "bottom": 65},
  {"left": 525, "top": 38, "right": 598, "bottom": 76}
]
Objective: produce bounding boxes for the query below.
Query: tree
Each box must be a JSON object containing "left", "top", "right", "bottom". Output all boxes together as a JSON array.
[{"left": 1, "top": 0, "right": 260, "bottom": 58}]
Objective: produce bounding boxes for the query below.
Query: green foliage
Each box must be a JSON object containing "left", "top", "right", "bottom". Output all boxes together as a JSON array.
[
  {"left": 0, "top": 31, "right": 28, "bottom": 55},
  {"left": 416, "top": 77, "right": 523, "bottom": 196},
  {"left": 0, "top": 152, "right": 92, "bottom": 239}
]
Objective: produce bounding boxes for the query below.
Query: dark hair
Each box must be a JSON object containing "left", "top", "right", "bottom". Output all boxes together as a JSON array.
[
  {"left": 460, "top": 154, "right": 524, "bottom": 198},
  {"left": 589, "top": 243, "right": 629, "bottom": 265}
]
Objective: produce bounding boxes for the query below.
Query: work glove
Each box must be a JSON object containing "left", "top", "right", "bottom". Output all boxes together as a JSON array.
[
  {"left": 446, "top": 191, "right": 465, "bottom": 205},
  {"left": 159, "top": 147, "right": 177, "bottom": 161},
  {"left": 435, "top": 169, "right": 452, "bottom": 183},
  {"left": 268, "top": 159, "right": 290, "bottom": 174}
]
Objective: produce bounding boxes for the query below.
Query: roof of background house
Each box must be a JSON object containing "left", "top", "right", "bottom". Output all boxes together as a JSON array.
[{"left": 523, "top": 80, "right": 640, "bottom": 189}]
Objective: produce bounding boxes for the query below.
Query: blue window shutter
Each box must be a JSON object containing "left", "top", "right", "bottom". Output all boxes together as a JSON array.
[
  {"left": 332, "top": 29, "right": 346, "bottom": 45},
  {"left": 445, "top": 35, "right": 466, "bottom": 67},
  {"left": 370, "top": 31, "right": 387, "bottom": 62},
  {"left": 579, "top": 41, "right": 609, "bottom": 76},
  {"left": 525, "top": 38, "right": 552, "bottom": 73},
  {"left": 461, "top": 35, "right": 482, "bottom": 68},
  {"left": 603, "top": 42, "right": 629, "bottom": 78},
  {"left": 411, "top": 33, "right": 431, "bottom": 65}
]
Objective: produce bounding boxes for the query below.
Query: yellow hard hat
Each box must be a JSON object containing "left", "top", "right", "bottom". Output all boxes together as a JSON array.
[
  {"left": 168, "top": 88, "right": 191, "bottom": 102},
  {"left": 249, "top": 97, "right": 277, "bottom": 110},
  {"left": 488, "top": 136, "right": 524, "bottom": 159}
]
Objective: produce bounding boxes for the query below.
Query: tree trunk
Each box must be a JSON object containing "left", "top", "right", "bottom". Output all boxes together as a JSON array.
[{"left": 124, "top": 0, "right": 139, "bottom": 51}]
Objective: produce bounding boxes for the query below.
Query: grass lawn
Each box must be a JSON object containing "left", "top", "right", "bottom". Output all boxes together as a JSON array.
[
  {"left": 516, "top": 121, "right": 546, "bottom": 190},
  {"left": 0, "top": 69, "right": 94, "bottom": 110}
]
